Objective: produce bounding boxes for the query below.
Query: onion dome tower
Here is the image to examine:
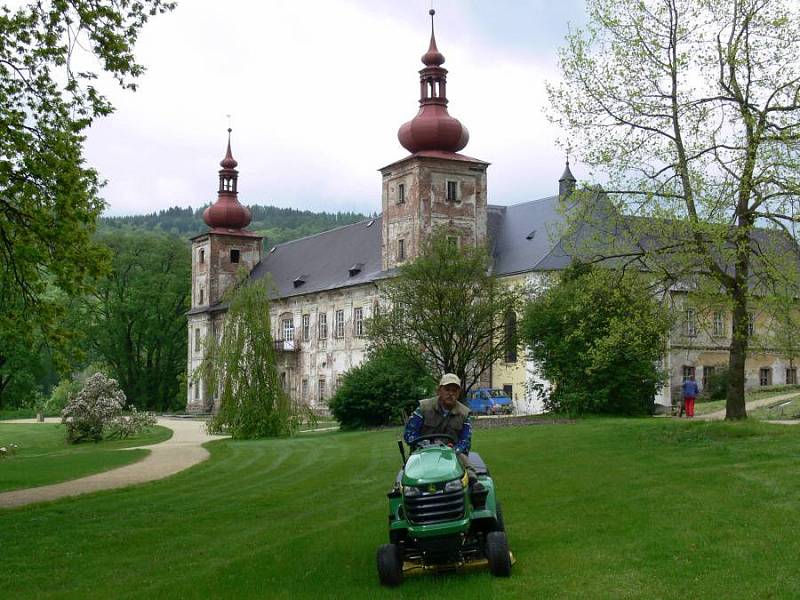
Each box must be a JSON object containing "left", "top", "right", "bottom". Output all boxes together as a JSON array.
[
  {"left": 188, "top": 129, "right": 263, "bottom": 414},
  {"left": 203, "top": 129, "right": 252, "bottom": 230},
  {"left": 397, "top": 10, "right": 469, "bottom": 154},
  {"left": 379, "top": 10, "right": 488, "bottom": 272}
]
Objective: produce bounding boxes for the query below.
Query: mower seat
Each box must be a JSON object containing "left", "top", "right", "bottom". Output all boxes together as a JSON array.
[{"left": 468, "top": 451, "right": 489, "bottom": 477}]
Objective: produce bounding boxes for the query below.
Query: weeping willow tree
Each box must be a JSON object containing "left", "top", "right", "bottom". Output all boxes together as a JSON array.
[{"left": 195, "top": 277, "right": 303, "bottom": 438}]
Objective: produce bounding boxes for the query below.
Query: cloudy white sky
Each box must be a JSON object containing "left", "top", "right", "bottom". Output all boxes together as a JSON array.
[{"left": 81, "top": 0, "right": 587, "bottom": 216}]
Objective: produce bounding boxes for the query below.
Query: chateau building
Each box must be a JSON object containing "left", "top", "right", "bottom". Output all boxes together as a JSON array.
[{"left": 187, "top": 12, "right": 797, "bottom": 414}]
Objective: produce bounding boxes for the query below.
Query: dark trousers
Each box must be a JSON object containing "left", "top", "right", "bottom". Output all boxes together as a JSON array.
[{"left": 457, "top": 452, "right": 478, "bottom": 482}]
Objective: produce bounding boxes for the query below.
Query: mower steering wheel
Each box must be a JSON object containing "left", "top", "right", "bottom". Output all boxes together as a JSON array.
[{"left": 409, "top": 433, "right": 457, "bottom": 450}]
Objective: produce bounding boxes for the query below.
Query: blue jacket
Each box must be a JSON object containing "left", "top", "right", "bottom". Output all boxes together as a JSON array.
[
  {"left": 404, "top": 397, "right": 472, "bottom": 454},
  {"left": 682, "top": 379, "right": 699, "bottom": 398}
]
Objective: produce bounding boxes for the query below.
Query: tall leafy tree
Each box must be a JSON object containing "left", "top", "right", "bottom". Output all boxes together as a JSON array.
[
  {"left": 368, "top": 230, "right": 522, "bottom": 394},
  {"left": 522, "top": 264, "right": 673, "bottom": 416},
  {"left": 0, "top": 0, "right": 174, "bottom": 405},
  {"left": 84, "top": 232, "right": 190, "bottom": 411},
  {"left": 548, "top": 0, "right": 800, "bottom": 419}
]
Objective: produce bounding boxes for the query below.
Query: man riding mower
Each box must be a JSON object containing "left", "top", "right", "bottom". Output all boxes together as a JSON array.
[{"left": 376, "top": 374, "right": 513, "bottom": 586}]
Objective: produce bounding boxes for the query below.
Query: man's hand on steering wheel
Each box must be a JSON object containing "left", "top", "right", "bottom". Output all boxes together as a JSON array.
[{"left": 409, "top": 433, "right": 457, "bottom": 450}]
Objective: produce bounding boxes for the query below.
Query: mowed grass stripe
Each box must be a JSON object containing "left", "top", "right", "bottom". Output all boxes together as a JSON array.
[
  {"left": 0, "top": 424, "right": 172, "bottom": 492},
  {"left": 4, "top": 420, "right": 800, "bottom": 598}
]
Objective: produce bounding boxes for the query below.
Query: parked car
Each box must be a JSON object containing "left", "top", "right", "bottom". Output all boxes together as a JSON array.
[{"left": 465, "top": 388, "right": 513, "bottom": 416}]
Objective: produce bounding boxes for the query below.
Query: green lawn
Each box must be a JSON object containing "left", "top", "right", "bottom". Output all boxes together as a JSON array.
[
  {"left": 750, "top": 397, "right": 800, "bottom": 420},
  {"left": 3, "top": 419, "right": 800, "bottom": 598},
  {"left": 0, "top": 423, "right": 172, "bottom": 492},
  {"left": 693, "top": 387, "right": 800, "bottom": 416}
]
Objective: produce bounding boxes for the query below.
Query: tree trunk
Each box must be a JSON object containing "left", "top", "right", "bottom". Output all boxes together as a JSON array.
[{"left": 726, "top": 285, "right": 748, "bottom": 420}]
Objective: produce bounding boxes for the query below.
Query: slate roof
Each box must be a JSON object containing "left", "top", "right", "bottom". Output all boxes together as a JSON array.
[
  {"left": 249, "top": 217, "right": 386, "bottom": 299},
  {"left": 190, "top": 189, "right": 621, "bottom": 315},
  {"left": 190, "top": 185, "right": 797, "bottom": 317},
  {"left": 240, "top": 194, "right": 575, "bottom": 304},
  {"left": 489, "top": 195, "right": 566, "bottom": 276}
]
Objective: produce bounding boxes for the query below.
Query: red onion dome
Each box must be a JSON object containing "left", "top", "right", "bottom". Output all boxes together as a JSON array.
[
  {"left": 203, "top": 198, "right": 251, "bottom": 229},
  {"left": 398, "top": 105, "right": 469, "bottom": 154},
  {"left": 202, "top": 129, "right": 251, "bottom": 230}
]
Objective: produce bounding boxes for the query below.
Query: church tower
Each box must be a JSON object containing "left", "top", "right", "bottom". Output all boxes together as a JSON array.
[
  {"left": 187, "top": 130, "right": 263, "bottom": 412},
  {"left": 380, "top": 9, "right": 489, "bottom": 270}
]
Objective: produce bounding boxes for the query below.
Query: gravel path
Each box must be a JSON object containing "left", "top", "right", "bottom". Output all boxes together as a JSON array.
[
  {"left": 0, "top": 417, "right": 226, "bottom": 509},
  {"left": 696, "top": 392, "right": 800, "bottom": 421}
]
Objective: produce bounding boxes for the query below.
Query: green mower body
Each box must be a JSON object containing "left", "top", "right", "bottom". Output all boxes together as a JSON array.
[{"left": 377, "top": 435, "right": 512, "bottom": 586}]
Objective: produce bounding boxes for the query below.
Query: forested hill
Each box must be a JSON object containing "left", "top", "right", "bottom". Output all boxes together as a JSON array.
[{"left": 100, "top": 205, "right": 370, "bottom": 247}]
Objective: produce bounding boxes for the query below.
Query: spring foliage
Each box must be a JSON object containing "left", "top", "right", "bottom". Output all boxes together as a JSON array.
[
  {"left": 368, "top": 230, "right": 521, "bottom": 394},
  {"left": 522, "top": 264, "right": 672, "bottom": 415},
  {"left": 197, "top": 278, "right": 303, "bottom": 438},
  {"left": 61, "top": 373, "right": 156, "bottom": 443},
  {"left": 548, "top": 0, "right": 800, "bottom": 418},
  {"left": 329, "top": 347, "right": 436, "bottom": 429},
  {"left": 0, "top": 0, "right": 174, "bottom": 408}
]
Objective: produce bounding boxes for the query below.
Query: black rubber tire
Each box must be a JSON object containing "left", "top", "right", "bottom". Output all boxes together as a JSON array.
[
  {"left": 486, "top": 531, "right": 512, "bottom": 577},
  {"left": 493, "top": 501, "right": 506, "bottom": 532},
  {"left": 377, "top": 543, "right": 403, "bottom": 587}
]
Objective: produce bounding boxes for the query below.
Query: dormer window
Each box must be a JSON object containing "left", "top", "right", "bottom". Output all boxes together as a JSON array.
[
  {"left": 349, "top": 263, "right": 364, "bottom": 277},
  {"left": 293, "top": 275, "right": 307, "bottom": 288},
  {"left": 230, "top": 249, "right": 240, "bottom": 263}
]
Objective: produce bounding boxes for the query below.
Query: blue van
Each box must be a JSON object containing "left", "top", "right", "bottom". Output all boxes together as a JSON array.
[{"left": 465, "top": 388, "right": 513, "bottom": 416}]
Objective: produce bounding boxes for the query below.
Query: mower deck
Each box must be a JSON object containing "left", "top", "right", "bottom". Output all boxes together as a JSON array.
[{"left": 402, "top": 551, "right": 516, "bottom": 576}]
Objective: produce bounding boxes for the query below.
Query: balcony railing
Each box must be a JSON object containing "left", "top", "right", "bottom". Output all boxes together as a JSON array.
[{"left": 273, "top": 339, "right": 299, "bottom": 352}]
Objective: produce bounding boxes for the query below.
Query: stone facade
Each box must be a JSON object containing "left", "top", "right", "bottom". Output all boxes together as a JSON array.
[
  {"left": 186, "top": 230, "right": 262, "bottom": 413},
  {"left": 269, "top": 284, "right": 379, "bottom": 408},
  {"left": 380, "top": 154, "right": 488, "bottom": 270}
]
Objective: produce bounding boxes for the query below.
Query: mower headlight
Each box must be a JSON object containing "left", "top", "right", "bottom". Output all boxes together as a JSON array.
[
  {"left": 444, "top": 478, "right": 464, "bottom": 493},
  {"left": 403, "top": 486, "right": 420, "bottom": 497}
]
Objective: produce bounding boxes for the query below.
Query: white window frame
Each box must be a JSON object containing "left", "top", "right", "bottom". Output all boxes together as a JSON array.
[
  {"left": 353, "top": 307, "right": 364, "bottom": 337},
  {"left": 685, "top": 308, "right": 697, "bottom": 337},
  {"left": 713, "top": 311, "right": 724, "bottom": 337},
  {"left": 282, "top": 317, "right": 294, "bottom": 342},
  {"left": 318, "top": 313, "right": 328, "bottom": 340},
  {"left": 334, "top": 309, "right": 345, "bottom": 339}
]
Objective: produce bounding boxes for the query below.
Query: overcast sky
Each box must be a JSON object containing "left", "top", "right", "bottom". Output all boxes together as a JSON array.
[{"left": 82, "top": 0, "right": 588, "bottom": 216}]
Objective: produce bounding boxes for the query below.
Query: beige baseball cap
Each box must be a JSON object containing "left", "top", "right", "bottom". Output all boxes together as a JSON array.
[{"left": 438, "top": 373, "right": 461, "bottom": 388}]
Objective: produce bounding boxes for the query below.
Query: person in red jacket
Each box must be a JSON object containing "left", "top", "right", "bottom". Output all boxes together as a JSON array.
[{"left": 682, "top": 374, "right": 700, "bottom": 418}]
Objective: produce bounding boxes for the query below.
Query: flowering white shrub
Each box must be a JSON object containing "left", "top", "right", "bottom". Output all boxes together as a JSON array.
[
  {"left": 107, "top": 406, "right": 158, "bottom": 440},
  {"left": 61, "top": 373, "right": 158, "bottom": 443},
  {"left": 61, "top": 373, "right": 127, "bottom": 443},
  {"left": 0, "top": 443, "right": 18, "bottom": 459}
]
